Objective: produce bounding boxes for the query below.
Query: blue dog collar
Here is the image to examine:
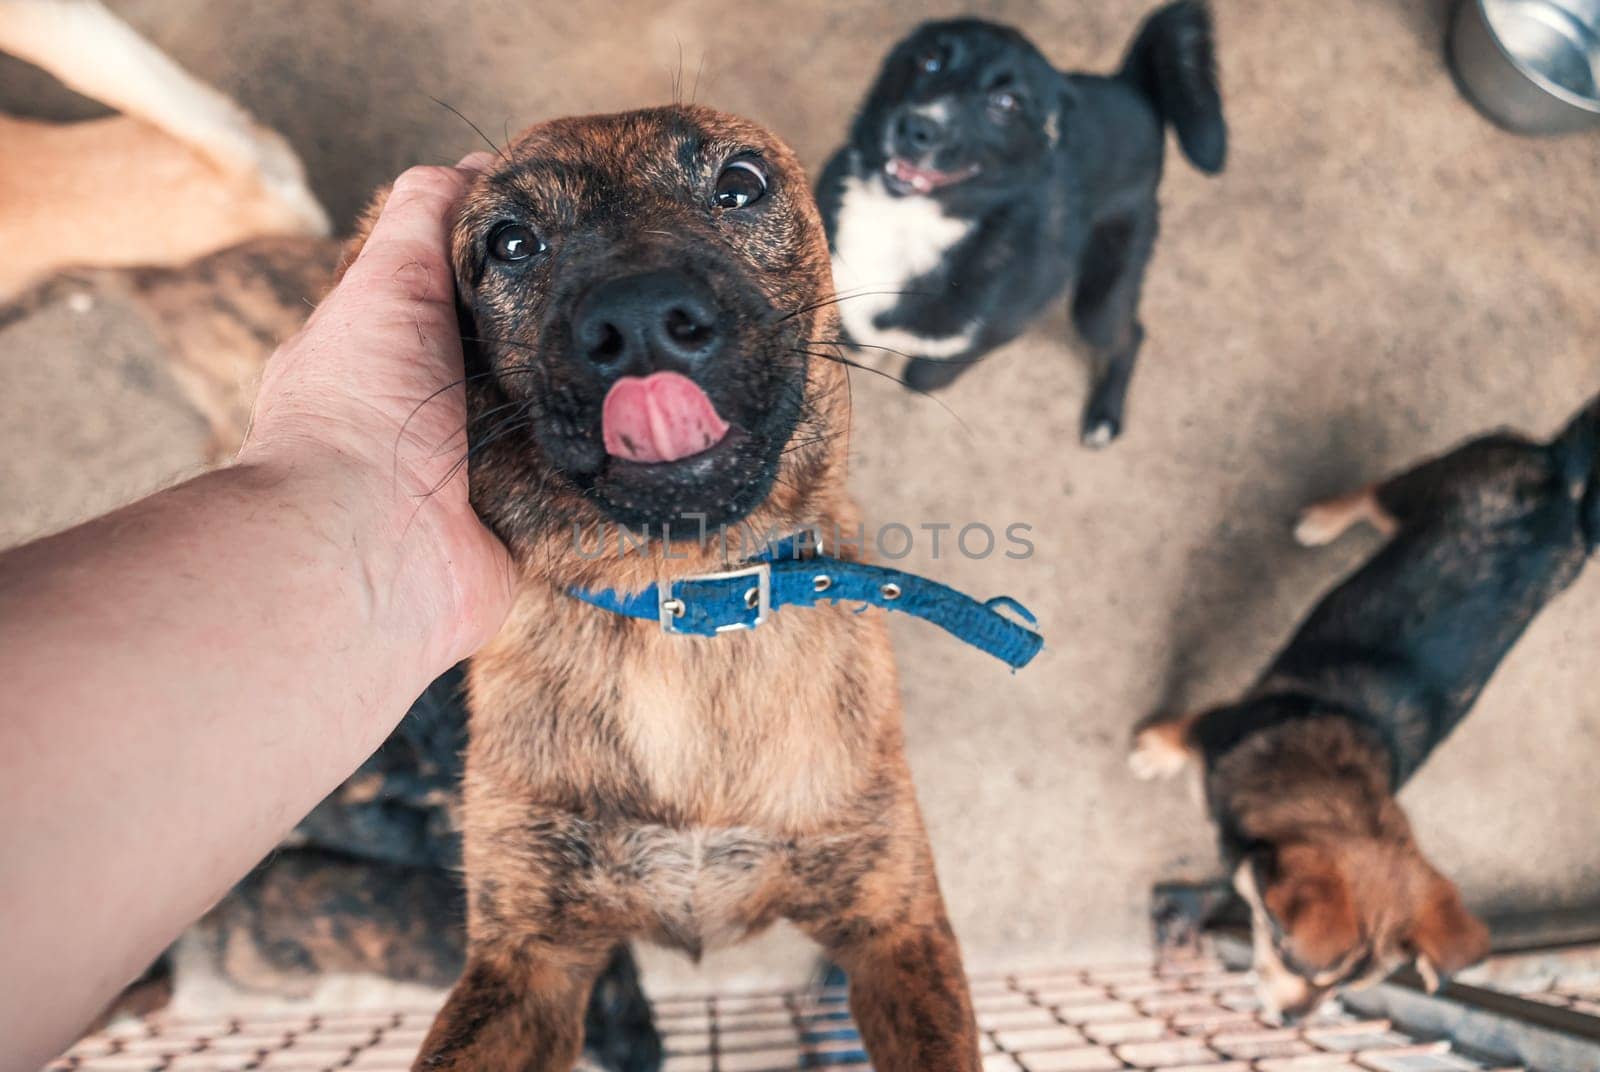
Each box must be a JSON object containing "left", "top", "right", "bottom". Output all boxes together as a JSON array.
[{"left": 569, "top": 542, "right": 1044, "bottom": 670}]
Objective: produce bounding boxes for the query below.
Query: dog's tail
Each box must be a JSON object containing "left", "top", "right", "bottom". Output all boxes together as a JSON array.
[
  {"left": 1119, "top": 0, "right": 1227, "bottom": 175},
  {"left": 1551, "top": 392, "right": 1600, "bottom": 552}
]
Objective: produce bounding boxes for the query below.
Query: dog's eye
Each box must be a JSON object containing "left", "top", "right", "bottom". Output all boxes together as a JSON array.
[
  {"left": 713, "top": 160, "right": 768, "bottom": 210},
  {"left": 988, "top": 90, "right": 1022, "bottom": 119},
  {"left": 488, "top": 223, "right": 545, "bottom": 263},
  {"left": 918, "top": 49, "right": 943, "bottom": 74}
]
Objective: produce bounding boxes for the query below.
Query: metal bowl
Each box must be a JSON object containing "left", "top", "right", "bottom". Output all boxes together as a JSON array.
[{"left": 1450, "top": 0, "right": 1600, "bottom": 134}]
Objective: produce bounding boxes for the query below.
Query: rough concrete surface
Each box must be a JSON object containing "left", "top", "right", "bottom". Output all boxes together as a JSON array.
[{"left": 3, "top": 0, "right": 1598, "bottom": 993}]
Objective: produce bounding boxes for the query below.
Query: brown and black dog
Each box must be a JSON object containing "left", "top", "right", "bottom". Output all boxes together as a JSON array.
[
  {"left": 1132, "top": 394, "right": 1600, "bottom": 1020},
  {"left": 340, "top": 105, "right": 983, "bottom": 1071}
]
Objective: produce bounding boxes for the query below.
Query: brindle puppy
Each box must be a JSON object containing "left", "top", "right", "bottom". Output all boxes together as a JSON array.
[{"left": 345, "top": 106, "right": 981, "bottom": 1071}]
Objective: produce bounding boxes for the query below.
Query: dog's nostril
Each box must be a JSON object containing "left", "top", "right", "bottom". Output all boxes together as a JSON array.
[
  {"left": 574, "top": 270, "right": 720, "bottom": 374},
  {"left": 590, "top": 323, "right": 625, "bottom": 363},
  {"left": 665, "top": 307, "right": 711, "bottom": 347},
  {"left": 898, "top": 113, "right": 941, "bottom": 151}
]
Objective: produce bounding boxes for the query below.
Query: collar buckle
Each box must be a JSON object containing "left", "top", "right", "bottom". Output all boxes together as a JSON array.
[{"left": 660, "top": 562, "right": 772, "bottom": 634}]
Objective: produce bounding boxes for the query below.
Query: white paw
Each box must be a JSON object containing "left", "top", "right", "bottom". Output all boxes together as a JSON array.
[
  {"left": 1128, "top": 728, "right": 1189, "bottom": 781},
  {"left": 1293, "top": 505, "right": 1339, "bottom": 547},
  {"left": 1082, "top": 422, "right": 1116, "bottom": 450}
]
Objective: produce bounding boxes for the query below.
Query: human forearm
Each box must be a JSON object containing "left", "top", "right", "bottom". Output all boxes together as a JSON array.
[
  {"left": 0, "top": 453, "right": 463, "bottom": 1067},
  {"left": 0, "top": 160, "right": 510, "bottom": 1068}
]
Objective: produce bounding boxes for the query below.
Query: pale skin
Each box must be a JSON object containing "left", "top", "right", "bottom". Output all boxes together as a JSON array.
[{"left": 0, "top": 157, "right": 511, "bottom": 1071}]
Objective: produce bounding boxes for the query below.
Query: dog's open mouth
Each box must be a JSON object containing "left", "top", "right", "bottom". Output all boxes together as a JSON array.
[
  {"left": 591, "top": 371, "right": 763, "bottom": 529},
  {"left": 602, "top": 371, "right": 732, "bottom": 465},
  {"left": 884, "top": 157, "right": 980, "bottom": 195}
]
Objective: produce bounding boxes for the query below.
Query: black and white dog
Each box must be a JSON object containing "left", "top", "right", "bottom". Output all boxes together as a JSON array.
[{"left": 817, "top": 1, "right": 1226, "bottom": 446}]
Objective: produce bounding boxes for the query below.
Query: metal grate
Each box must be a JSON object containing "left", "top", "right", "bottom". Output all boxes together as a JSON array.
[
  {"left": 1508, "top": 979, "right": 1600, "bottom": 1019},
  {"left": 46, "top": 958, "right": 1521, "bottom": 1072}
]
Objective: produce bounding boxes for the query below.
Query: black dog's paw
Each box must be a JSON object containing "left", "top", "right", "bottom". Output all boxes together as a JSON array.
[
  {"left": 1080, "top": 412, "right": 1122, "bottom": 449},
  {"left": 903, "top": 357, "right": 971, "bottom": 393},
  {"left": 582, "top": 944, "right": 663, "bottom": 1072}
]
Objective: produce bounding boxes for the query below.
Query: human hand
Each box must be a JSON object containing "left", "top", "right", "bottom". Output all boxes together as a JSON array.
[{"left": 238, "top": 154, "right": 512, "bottom": 667}]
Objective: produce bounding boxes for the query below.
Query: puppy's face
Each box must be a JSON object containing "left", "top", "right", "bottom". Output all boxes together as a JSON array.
[
  {"left": 1236, "top": 841, "right": 1490, "bottom": 1022},
  {"left": 451, "top": 106, "right": 840, "bottom": 550},
  {"left": 849, "top": 19, "right": 1065, "bottom": 203}
]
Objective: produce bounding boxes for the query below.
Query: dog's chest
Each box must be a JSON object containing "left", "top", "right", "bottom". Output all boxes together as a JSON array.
[
  {"left": 830, "top": 171, "right": 977, "bottom": 358},
  {"left": 609, "top": 624, "right": 866, "bottom": 828},
  {"left": 472, "top": 597, "right": 892, "bottom": 950},
  {"left": 612, "top": 823, "right": 785, "bottom": 953}
]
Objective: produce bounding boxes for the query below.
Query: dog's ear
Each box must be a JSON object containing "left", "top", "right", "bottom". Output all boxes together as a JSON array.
[
  {"left": 1408, "top": 875, "right": 1489, "bottom": 990},
  {"left": 330, "top": 184, "right": 394, "bottom": 287},
  {"left": 1262, "top": 843, "right": 1361, "bottom": 972}
]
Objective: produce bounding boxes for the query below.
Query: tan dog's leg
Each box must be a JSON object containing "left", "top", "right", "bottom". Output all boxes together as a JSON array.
[
  {"left": 412, "top": 945, "right": 607, "bottom": 1071},
  {"left": 1129, "top": 712, "right": 1201, "bottom": 780},
  {"left": 797, "top": 830, "right": 980, "bottom": 1072},
  {"left": 834, "top": 912, "right": 979, "bottom": 1072},
  {"left": 1294, "top": 484, "right": 1398, "bottom": 546},
  {"left": 0, "top": 0, "right": 327, "bottom": 235}
]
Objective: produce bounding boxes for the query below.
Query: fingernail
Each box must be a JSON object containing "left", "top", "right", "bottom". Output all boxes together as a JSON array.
[{"left": 455, "top": 151, "right": 495, "bottom": 173}]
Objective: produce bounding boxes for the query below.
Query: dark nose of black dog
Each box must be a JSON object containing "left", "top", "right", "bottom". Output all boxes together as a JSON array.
[
  {"left": 893, "top": 109, "right": 946, "bottom": 156},
  {"left": 574, "top": 270, "right": 721, "bottom": 377}
]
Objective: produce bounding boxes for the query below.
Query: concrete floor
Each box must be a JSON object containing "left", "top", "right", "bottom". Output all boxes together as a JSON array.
[{"left": 3, "top": 0, "right": 1599, "bottom": 992}]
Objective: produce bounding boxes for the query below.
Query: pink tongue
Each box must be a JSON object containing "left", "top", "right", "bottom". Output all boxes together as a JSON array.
[{"left": 602, "top": 371, "right": 731, "bottom": 464}]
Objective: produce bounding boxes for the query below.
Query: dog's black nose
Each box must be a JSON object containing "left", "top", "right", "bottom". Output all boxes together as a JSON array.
[
  {"left": 893, "top": 109, "right": 946, "bottom": 155},
  {"left": 574, "top": 270, "right": 722, "bottom": 376}
]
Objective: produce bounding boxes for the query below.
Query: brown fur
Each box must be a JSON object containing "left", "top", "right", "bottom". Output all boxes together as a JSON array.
[
  {"left": 1, "top": 236, "right": 339, "bottom": 458},
  {"left": 192, "top": 849, "right": 467, "bottom": 995},
  {"left": 1135, "top": 444, "right": 1531, "bottom": 1019},
  {"left": 1172, "top": 677, "right": 1490, "bottom": 1021},
  {"left": 1, "top": 0, "right": 327, "bottom": 302},
  {"left": 0, "top": 114, "right": 324, "bottom": 302},
  {"left": 3, "top": 0, "right": 332, "bottom": 456},
  {"left": 343, "top": 106, "right": 980, "bottom": 1071}
]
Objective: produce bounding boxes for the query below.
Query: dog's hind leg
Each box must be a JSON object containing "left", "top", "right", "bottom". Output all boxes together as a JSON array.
[
  {"left": 1129, "top": 712, "right": 1201, "bottom": 780},
  {"left": 1294, "top": 484, "right": 1398, "bottom": 546},
  {"left": 1073, "top": 206, "right": 1158, "bottom": 448},
  {"left": 1292, "top": 432, "right": 1549, "bottom": 546},
  {"left": 1306, "top": 432, "right": 1578, "bottom": 546}
]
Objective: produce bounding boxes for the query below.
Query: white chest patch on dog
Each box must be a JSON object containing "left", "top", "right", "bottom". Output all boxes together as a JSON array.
[{"left": 830, "top": 169, "right": 979, "bottom": 360}]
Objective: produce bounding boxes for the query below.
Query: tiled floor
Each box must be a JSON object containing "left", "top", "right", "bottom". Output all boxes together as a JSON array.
[{"left": 46, "top": 958, "right": 1521, "bottom": 1072}]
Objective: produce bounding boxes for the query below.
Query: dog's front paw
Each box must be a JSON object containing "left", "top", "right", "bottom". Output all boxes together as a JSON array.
[
  {"left": 1080, "top": 414, "right": 1121, "bottom": 450},
  {"left": 1129, "top": 724, "right": 1191, "bottom": 780}
]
